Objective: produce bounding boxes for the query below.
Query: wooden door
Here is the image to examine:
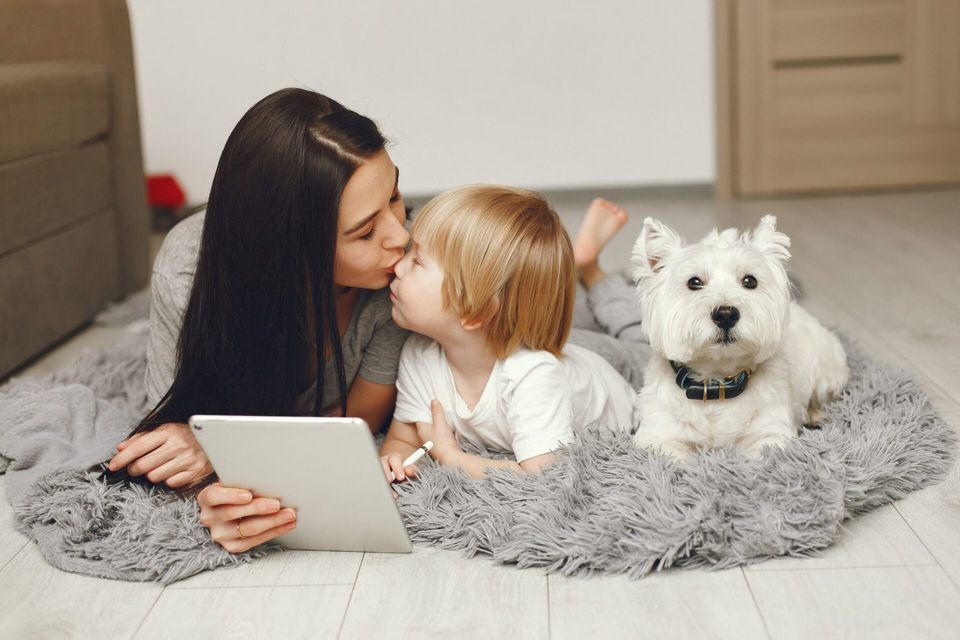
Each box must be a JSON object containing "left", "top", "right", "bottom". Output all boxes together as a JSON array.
[{"left": 715, "top": 0, "right": 960, "bottom": 197}]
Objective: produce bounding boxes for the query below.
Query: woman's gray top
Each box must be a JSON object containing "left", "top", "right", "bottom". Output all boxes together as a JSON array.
[{"left": 145, "top": 211, "right": 409, "bottom": 413}]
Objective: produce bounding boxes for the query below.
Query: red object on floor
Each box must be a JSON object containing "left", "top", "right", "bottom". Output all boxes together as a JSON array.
[{"left": 146, "top": 174, "right": 186, "bottom": 208}]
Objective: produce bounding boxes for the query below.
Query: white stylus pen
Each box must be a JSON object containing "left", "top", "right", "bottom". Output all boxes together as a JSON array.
[
  {"left": 389, "top": 441, "right": 434, "bottom": 482},
  {"left": 402, "top": 441, "right": 434, "bottom": 468}
]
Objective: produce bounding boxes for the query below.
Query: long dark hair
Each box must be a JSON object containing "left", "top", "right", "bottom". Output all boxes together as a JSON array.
[{"left": 136, "top": 89, "right": 385, "bottom": 438}]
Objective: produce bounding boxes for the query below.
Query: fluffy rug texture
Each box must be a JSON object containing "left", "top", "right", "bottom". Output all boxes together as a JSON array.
[
  {"left": 0, "top": 311, "right": 954, "bottom": 583},
  {"left": 0, "top": 322, "right": 271, "bottom": 583}
]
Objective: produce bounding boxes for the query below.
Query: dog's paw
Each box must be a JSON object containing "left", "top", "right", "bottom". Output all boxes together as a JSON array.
[
  {"left": 633, "top": 435, "right": 693, "bottom": 462},
  {"left": 741, "top": 433, "right": 793, "bottom": 458}
]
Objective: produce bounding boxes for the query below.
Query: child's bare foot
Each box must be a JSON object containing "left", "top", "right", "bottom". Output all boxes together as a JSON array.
[{"left": 574, "top": 198, "right": 629, "bottom": 289}]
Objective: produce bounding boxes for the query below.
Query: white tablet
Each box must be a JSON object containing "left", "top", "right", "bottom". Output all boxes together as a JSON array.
[{"left": 189, "top": 415, "right": 412, "bottom": 553}]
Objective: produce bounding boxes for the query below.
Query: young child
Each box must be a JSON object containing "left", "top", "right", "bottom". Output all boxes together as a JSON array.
[{"left": 379, "top": 185, "right": 638, "bottom": 482}]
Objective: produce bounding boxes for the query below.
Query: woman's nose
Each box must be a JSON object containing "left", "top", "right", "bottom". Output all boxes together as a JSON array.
[{"left": 384, "top": 215, "right": 410, "bottom": 249}]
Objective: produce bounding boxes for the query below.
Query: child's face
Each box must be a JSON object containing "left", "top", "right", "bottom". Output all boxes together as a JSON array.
[{"left": 389, "top": 242, "right": 461, "bottom": 338}]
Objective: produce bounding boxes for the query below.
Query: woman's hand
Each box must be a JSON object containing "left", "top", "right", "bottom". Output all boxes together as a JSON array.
[
  {"left": 415, "top": 400, "right": 461, "bottom": 464},
  {"left": 108, "top": 422, "right": 213, "bottom": 488},
  {"left": 197, "top": 482, "right": 298, "bottom": 553}
]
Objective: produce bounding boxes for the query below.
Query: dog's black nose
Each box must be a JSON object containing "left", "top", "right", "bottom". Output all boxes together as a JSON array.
[{"left": 712, "top": 305, "right": 740, "bottom": 330}]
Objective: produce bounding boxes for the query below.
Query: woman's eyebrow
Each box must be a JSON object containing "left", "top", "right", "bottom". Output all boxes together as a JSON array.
[{"left": 344, "top": 166, "right": 401, "bottom": 236}]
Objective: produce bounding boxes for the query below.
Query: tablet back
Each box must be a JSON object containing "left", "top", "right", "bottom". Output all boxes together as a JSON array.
[{"left": 190, "top": 415, "right": 411, "bottom": 553}]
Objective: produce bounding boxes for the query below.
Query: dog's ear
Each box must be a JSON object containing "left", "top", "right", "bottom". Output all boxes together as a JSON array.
[
  {"left": 750, "top": 215, "right": 791, "bottom": 264},
  {"left": 632, "top": 217, "right": 683, "bottom": 279}
]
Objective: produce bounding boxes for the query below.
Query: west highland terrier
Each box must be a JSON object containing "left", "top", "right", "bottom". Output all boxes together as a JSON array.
[{"left": 631, "top": 215, "right": 849, "bottom": 460}]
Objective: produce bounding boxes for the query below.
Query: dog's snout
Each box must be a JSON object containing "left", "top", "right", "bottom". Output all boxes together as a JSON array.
[{"left": 712, "top": 305, "right": 740, "bottom": 330}]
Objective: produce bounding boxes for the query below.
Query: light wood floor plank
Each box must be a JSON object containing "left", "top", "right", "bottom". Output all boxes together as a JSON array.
[
  {"left": 846, "top": 195, "right": 960, "bottom": 283},
  {"left": 746, "top": 566, "right": 960, "bottom": 640},
  {"left": 0, "top": 543, "right": 163, "bottom": 640},
  {"left": 167, "top": 549, "right": 362, "bottom": 589},
  {"left": 893, "top": 481, "right": 960, "bottom": 591},
  {"left": 797, "top": 285, "right": 960, "bottom": 430},
  {"left": 762, "top": 211, "right": 959, "bottom": 387},
  {"left": 338, "top": 547, "right": 549, "bottom": 639},
  {"left": 788, "top": 197, "right": 960, "bottom": 313},
  {"left": 548, "top": 567, "right": 768, "bottom": 640},
  {"left": 0, "top": 475, "right": 28, "bottom": 572},
  {"left": 745, "top": 504, "right": 935, "bottom": 572},
  {"left": 133, "top": 585, "right": 352, "bottom": 640}
]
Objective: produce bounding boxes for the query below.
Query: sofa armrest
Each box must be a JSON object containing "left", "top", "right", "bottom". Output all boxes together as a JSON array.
[{"left": 0, "top": 0, "right": 150, "bottom": 295}]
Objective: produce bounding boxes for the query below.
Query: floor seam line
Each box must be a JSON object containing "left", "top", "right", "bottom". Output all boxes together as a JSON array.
[
  {"left": 740, "top": 567, "right": 774, "bottom": 640},
  {"left": 335, "top": 552, "right": 365, "bottom": 639}
]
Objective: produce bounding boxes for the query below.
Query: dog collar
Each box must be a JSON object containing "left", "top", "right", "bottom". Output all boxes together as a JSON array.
[{"left": 670, "top": 361, "right": 751, "bottom": 401}]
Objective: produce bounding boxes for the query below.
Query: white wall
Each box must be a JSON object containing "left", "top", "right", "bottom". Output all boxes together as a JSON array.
[{"left": 128, "top": 1, "right": 715, "bottom": 201}]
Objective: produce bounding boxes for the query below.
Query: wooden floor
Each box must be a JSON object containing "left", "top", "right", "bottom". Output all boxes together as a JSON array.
[{"left": 1, "top": 187, "right": 958, "bottom": 639}]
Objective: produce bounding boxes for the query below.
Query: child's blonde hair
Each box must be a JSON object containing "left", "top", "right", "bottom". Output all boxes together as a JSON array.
[{"left": 412, "top": 184, "right": 575, "bottom": 358}]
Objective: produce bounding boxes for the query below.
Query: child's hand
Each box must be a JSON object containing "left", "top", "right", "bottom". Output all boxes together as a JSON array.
[
  {"left": 416, "top": 400, "right": 460, "bottom": 463},
  {"left": 379, "top": 453, "right": 418, "bottom": 499},
  {"left": 380, "top": 453, "right": 419, "bottom": 483}
]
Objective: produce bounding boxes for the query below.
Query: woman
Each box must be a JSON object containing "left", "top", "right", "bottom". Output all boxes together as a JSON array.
[{"left": 108, "top": 88, "right": 411, "bottom": 552}]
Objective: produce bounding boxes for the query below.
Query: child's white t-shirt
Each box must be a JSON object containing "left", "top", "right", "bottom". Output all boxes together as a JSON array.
[{"left": 393, "top": 334, "right": 637, "bottom": 462}]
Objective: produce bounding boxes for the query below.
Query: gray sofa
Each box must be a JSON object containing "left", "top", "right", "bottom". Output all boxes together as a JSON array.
[{"left": 0, "top": 0, "right": 150, "bottom": 378}]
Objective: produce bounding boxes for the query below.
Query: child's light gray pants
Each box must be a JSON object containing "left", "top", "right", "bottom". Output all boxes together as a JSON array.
[{"left": 567, "top": 272, "right": 651, "bottom": 390}]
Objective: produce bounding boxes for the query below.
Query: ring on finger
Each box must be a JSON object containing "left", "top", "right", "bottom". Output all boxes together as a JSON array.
[{"left": 236, "top": 518, "right": 245, "bottom": 539}]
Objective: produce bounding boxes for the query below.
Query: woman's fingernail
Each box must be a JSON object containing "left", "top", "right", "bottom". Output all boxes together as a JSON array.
[{"left": 239, "top": 491, "right": 253, "bottom": 501}]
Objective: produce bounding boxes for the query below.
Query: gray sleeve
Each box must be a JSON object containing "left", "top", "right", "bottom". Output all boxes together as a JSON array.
[
  {"left": 144, "top": 211, "right": 203, "bottom": 407},
  {"left": 357, "top": 293, "right": 410, "bottom": 386},
  {"left": 585, "top": 271, "right": 647, "bottom": 344},
  {"left": 144, "top": 270, "right": 189, "bottom": 407}
]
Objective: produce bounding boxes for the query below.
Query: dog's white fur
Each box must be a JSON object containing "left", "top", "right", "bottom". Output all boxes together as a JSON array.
[{"left": 631, "top": 215, "right": 849, "bottom": 460}]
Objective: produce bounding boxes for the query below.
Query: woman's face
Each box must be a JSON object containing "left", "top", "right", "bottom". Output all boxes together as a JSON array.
[{"left": 334, "top": 149, "right": 409, "bottom": 290}]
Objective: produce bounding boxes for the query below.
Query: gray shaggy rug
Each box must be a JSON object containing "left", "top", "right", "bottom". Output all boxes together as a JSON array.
[
  {"left": 395, "top": 341, "right": 956, "bottom": 576},
  {"left": 0, "top": 322, "right": 955, "bottom": 583}
]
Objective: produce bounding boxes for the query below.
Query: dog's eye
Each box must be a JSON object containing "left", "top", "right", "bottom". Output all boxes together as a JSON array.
[
  {"left": 687, "top": 277, "right": 704, "bottom": 291},
  {"left": 742, "top": 275, "right": 758, "bottom": 289}
]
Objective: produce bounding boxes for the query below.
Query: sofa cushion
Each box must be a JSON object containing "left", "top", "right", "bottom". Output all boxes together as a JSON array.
[
  {"left": 0, "top": 61, "right": 109, "bottom": 164},
  {"left": 0, "top": 142, "right": 112, "bottom": 256}
]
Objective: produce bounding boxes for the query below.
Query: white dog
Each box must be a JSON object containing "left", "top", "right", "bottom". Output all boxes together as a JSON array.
[{"left": 630, "top": 215, "right": 849, "bottom": 460}]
